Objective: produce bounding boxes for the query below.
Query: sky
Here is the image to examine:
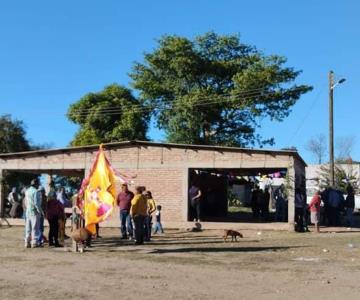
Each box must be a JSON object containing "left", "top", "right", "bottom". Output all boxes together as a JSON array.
[{"left": 0, "top": 0, "right": 359, "bottom": 164}]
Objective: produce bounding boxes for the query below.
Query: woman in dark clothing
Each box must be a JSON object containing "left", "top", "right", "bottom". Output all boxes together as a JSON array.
[
  {"left": 189, "top": 183, "right": 202, "bottom": 222},
  {"left": 345, "top": 185, "right": 355, "bottom": 227},
  {"left": 46, "top": 191, "right": 64, "bottom": 247}
]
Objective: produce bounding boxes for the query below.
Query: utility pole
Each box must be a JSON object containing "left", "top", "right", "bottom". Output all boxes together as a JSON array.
[{"left": 329, "top": 70, "right": 335, "bottom": 187}]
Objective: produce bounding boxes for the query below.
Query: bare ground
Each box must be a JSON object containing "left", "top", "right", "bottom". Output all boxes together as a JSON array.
[{"left": 1, "top": 225, "right": 360, "bottom": 300}]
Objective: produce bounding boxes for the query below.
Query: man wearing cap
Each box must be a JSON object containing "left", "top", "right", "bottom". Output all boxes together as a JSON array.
[
  {"left": 116, "top": 183, "right": 134, "bottom": 239},
  {"left": 24, "top": 178, "right": 44, "bottom": 248}
]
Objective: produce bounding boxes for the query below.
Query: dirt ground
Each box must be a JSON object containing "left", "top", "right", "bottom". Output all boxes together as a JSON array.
[{"left": 1, "top": 224, "right": 360, "bottom": 300}]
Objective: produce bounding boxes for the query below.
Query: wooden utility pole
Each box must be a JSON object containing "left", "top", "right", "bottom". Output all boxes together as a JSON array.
[{"left": 329, "top": 70, "right": 335, "bottom": 187}]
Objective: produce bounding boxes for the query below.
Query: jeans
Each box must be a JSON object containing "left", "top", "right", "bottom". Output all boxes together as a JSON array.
[
  {"left": 294, "top": 207, "right": 304, "bottom": 231},
  {"left": 133, "top": 215, "right": 145, "bottom": 244},
  {"left": 120, "top": 210, "right": 133, "bottom": 238},
  {"left": 191, "top": 199, "right": 201, "bottom": 221},
  {"left": 346, "top": 208, "right": 354, "bottom": 227},
  {"left": 329, "top": 207, "right": 340, "bottom": 226},
  {"left": 153, "top": 222, "right": 164, "bottom": 234},
  {"left": 144, "top": 215, "right": 152, "bottom": 241},
  {"left": 25, "top": 214, "right": 41, "bottom": 246},
  {"left": 39, "top": 215, "right": 45, "bottom": 243}
]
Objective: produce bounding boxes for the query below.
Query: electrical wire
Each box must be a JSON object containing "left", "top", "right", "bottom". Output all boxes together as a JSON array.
[
  {"left": 68, "top": 85, "right": 309, "bottom": 117},
  {"left": 286, "top": 85, "right": 326, "bottom": 146},
  {"left": 68, "top": 86, "right": 274, "bottom": 114}
]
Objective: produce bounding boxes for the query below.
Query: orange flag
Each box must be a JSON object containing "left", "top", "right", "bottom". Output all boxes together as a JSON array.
[{"left": 82, "top": 145, "right": 116, "bottom": 234}]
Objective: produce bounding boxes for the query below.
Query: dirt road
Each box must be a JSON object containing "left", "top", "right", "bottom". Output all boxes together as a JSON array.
[{"left": 1, "top": 226, "right": 360, "bottom": 299}]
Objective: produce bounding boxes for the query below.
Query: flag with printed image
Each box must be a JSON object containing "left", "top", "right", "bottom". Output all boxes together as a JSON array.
[{"left": 81, "top": 145, "right": 117, "bottom": 235}]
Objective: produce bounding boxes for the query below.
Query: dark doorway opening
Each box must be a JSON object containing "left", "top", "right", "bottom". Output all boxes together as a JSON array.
[
  {"left": 1, "top": 169, "right": 84, "bottom": 219},
  {"left": 188, "top": 168, "right": 288, "bottom": 223}
]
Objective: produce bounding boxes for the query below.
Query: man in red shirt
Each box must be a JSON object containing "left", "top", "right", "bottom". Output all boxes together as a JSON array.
[{"left": 117, "top": 184, "right": 134, "bottom": 239}]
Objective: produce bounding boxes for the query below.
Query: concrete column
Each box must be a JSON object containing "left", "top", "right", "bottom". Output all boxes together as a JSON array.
[
  {"left": 182, "top": 167, "right": 189, "bottom": 222},
  {"left": 287, "top": 163, "right": 296, "bottom": 231},
  {"left": 0, "top": 169, "right": 4, "bottom": 217}
]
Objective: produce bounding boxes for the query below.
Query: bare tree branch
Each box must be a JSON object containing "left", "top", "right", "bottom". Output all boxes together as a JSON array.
[
  {"left": 336, "top": 136, "right": 356, "bottom": 162},
  {"left": 305, "top": 134, "right": 327, "bottom": 164}
]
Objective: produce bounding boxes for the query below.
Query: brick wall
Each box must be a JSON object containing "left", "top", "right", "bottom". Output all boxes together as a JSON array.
[{"left": 0, "top": 143, "right": 305, "bottom": 228}]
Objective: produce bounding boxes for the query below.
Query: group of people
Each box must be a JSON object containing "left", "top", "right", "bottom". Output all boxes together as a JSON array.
[
  {"left": 251, "top": 184, "right": 288, "bottom": 222},
  {"left": 295, "top": 184, "right": 356, "bottom": 233},
  {"left": 15, "top": 179, "right": 72, "bottom": 248},
  {"left": 116, "top": 184, "right": 163, "bottom": 245},
  {"left": 15, "top": 177, "right": 164, "bottom": 248}
]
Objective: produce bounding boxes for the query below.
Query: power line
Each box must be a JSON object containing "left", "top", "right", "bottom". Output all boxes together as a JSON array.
[
  {"left": 68, "top": 85, "right": 309, "bottom": 117},
  {"left": 69, "top": 86, "right": 274, "bottom": 114},
  {"left": 286, "top": 85, "right": 326, "bottom": 146}
]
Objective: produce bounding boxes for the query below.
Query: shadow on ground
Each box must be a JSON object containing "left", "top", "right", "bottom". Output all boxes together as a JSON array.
[{"left": 148, "top": 245, "right": 301, "bottom": 254}]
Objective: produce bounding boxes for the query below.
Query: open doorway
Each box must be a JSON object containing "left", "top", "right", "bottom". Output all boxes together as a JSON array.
[
  {"left": 188, "top": 168, "right": 289, "bottom": 223},
  {"left": 2, "top": 169, "right": 84, "bottom": 219}
]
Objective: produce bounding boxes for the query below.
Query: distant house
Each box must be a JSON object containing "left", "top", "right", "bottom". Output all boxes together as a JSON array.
[{"left": 306, "top": 162, "right": 360, "bottom": 208}]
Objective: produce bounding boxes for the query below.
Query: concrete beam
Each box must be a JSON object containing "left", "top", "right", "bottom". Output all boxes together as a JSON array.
[{"left": 0, "top": 169, "right": 4, "bottom": 217}]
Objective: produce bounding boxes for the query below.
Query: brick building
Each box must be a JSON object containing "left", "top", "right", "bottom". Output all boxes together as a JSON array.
[{"left": 0, "top": 140, "right": 306, "bottom": 230}]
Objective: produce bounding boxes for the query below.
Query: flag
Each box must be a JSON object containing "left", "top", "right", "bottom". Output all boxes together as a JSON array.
[{"left": 82, "top": 145, "right": 117, "bottom": 235}]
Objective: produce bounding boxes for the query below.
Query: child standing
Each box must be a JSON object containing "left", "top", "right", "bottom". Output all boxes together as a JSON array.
[
  {"left": 46, "top": 191, "right": 64, "bottom": 247},
  {"left": 153, "top": 205, "right": 164, "bottom": 234},
  {"left": 309, "top": 190, "right": 321, "bottom": 233}
]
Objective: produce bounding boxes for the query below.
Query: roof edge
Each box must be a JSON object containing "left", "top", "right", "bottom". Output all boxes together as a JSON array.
[{"left": 0, "top": 140, "right": 307, "bottom": 166}]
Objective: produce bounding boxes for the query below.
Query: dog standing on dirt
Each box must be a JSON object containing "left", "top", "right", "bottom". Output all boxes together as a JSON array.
[{"left": 223, "top": 229, "right": 243, "bottom": 242}]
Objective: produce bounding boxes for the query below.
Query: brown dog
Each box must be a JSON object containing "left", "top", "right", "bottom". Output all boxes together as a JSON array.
[{"left": 223, "top": 229, "right": 243, "bottom": 242}]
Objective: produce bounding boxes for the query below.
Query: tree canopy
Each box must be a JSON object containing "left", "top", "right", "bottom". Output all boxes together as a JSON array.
[
  {"left": 0, "top": 114, "right": 31, "bottom": 153},
  {"left": 67, "top": 84, "right": 149, "bottom": 146},
  {"left": 130, "top": 32, "right": 312, "bottom": 147}
]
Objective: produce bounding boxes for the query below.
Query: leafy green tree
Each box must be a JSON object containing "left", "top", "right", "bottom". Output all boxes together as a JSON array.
[
  {"left": 67, "top": 84, "right": 149, "bottom": 146},
  {"left": 0, "top": 115, "right": 31, "bottom": 153},
  {"left": 0, "top": 115, "right": 34, "bottom": 196},
  {"left": 130, "top": 32, "right": 312, "bottom": 146},
  {"left": 318, "top": 164, "right": 359, "bottom": 193}
]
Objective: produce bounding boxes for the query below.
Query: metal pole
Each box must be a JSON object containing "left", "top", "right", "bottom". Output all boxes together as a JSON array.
[{"left": 329, "top": 71, "right": 334, "bottom": 187}]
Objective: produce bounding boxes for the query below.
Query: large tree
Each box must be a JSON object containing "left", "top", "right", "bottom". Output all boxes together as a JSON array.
[
  {"left": 0, "top": 114, "right": 31, "bottom": 153},
  {"left": 130, "top": 32, "right": 312, "bottom": 146},
  {"left": 0, "top": 115, "right": 34, "bottom": 194},
  {"left": 67, "top": 84, "right": 149, "bottom": 146}
]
